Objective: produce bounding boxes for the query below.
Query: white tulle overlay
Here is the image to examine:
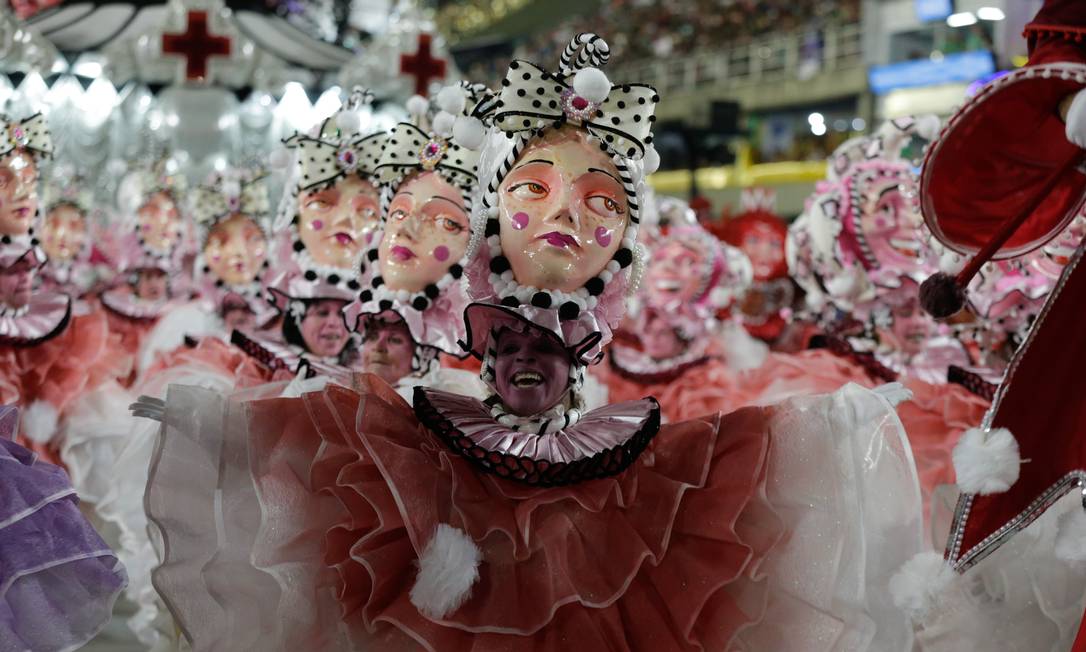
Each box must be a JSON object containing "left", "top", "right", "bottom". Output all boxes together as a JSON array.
[
  {"left": 914, "top": 491, "right": 1086, "bottom": 652},
  {"left": 142, "top": 380, "right": 921, "bottom": 651}
]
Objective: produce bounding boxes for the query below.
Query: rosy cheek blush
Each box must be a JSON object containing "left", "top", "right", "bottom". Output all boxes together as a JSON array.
[
  {"left": 595, "top": 226, "right": 613, "bottom": 247},
  {"left": 432, "top": 245, "right": 450, "bottom": 262},
  {"left": 511, "top": 211, "right": 530, "bottom": 230}
]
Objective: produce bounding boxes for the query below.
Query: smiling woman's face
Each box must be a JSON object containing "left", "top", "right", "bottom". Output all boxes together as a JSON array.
[
  {"left": 378, "top": 171, "right": 470, "bottom": 293},
  {"left": 298, "top": 175, "right": 380, "bottom": 269},
  {"left": 361, "top": 314, "right": 416, "bottom": 385},
  {"left": 299, "top": 298, "right": 350, "bottom": 358},
  {"left": 493, "top": 327, "right": 572, "bottom": 416},
  {"left": 498, "top": 127, "right": 629, "bottom": 292},
  {"left": 0, "top": 257, "right": 35, "bottom": 308},
  {"left": 0, "top": 153, "right": 39, "bottom": 237}
]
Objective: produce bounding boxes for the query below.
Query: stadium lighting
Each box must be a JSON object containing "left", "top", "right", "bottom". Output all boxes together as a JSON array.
[
  {"left": 977, "top": 7, "right": 1005, "bottom": 21},
  {"left": 807, "top": 112, "right": 824, "bottom": 126},
  {"left": 947, "top": 12, "right": 977, "bottom": 27},
  {"left": 811, "top": 122, "right": 827, "bottom": 136}
]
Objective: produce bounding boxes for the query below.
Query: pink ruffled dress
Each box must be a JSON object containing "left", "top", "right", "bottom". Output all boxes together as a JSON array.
[{"left": 144, "top": 374, "right": 922, "bottom": 651}]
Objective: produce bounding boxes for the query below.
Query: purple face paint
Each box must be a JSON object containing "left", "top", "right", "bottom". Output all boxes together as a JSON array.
[
  {"left": 511, "top": 211, "right": 530, "bottom": 230},
  {"left": 595, "top": 226, "right": 612, "bottom": 247},
  {"left": 432, "top": 245, "right": 450, "bottom": 262},
  {"left": 311, "top": 219, "right": 324, "bottom": 231}
]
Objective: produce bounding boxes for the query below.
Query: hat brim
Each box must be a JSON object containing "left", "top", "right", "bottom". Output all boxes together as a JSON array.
[
  {"left": 460, "top": 303, "right": 602, "bottom": 366},
  {"left": 921, "top": 63, "right": 1086, "bottom": 260}
]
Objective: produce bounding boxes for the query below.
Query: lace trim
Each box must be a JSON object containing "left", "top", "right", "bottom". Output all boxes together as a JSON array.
[
  {"left": 947, "top": 365, "right": 998, "bottom": 401},
  {"left": 809, "top": 333, "right": 899, "bottom": 383},
  {"left": 414, "top": 387, "right": 662, "bottom": 487},
  {"left": 608, "top": 347, "right": 712, "bottom": 385}
]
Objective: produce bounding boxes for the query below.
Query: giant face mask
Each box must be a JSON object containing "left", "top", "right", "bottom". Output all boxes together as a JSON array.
[
  {"left": 204, "top": 213, "right": 266, "bottom": 286},
  {"left": 137, "top": 191, "right": 182, "bottom": 254},
  {"left": 0, "top": 257, "right": 35, "bottom": 308},
  {"left": 297, "top": 175, "right": 379, "bottom": 269},
  {"left": 41, "top": 204, "right": 87, "bottom": 262},
  {"left": 641, "top": 307, "right": 686, "bottom": 360},
  {"left": 0, "top": 153, "right": 38, "bottom": 237},
  {"left": 644, "top": 240, "right": 707, "bottom": 308},
  {"left": 493, "top": 326, "right": 572, "bottom": 416},
  {"left": 498, "top": 127, "right": 629, "bottom": 292},
  {"left": 858, "top": 176, "right": 925, "bottom": 270},
  {"left": 379, "top": 171, "right": 469, "bottom": 293}
]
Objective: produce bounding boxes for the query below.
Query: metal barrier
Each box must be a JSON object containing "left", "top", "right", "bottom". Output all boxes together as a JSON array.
[{"left": 610, "top": 23, "right": 863, "bottom": 95}]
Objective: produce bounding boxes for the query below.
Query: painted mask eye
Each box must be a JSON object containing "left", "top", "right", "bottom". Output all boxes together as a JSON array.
[
  {"left": 585, "top": 194, "right": 625, "bottom": 218},
  {"left": 509, "top": 181, "right": 548, "bottom": 199}
]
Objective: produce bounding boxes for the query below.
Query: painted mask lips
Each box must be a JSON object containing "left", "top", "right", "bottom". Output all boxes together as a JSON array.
[
  {"left": 888, "top": 237, "right": 922, "bottom": 259},
  {"left": 389, "top": 245, "right": 416, "bottom": 262},
  {"left": 332, "top": 232, "right": 356, "bottom": 247},
  {"left": 511, "top": 370, "right": 544, "bottom": 388},
  {"left": 538, "top": 231, "right": 579, "bottom": 249}
]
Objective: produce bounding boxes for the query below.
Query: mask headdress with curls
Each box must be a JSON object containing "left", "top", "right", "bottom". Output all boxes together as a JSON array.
[
  {"left": 412, "top": 34, "right": 663, "bottom": 486},
  {"left": 611, "top": 219, "right": 754, "bottom": 378},
  {"left": 272, "top": 87, "right": 386, "bottom": 300},
  {"left": 120, "top": 155, "right": 190, "bottom": 275},
  {"left": 343, "top": 82, "right": 493, "bottom": 377},
  {"left": 804, "top": 115, "right": 941, "bottom": 317},
  {"left": 458, "top": 32, "right": 661, "bottom": 365},
  {"left": 38, "top": 164, "right": 95, "bottom": 287},
  {"left": 0, "top": 113, "right": 52, "bottom": 266},
  {"left": 190, "top": 166, "right": 274, "bottom": 317}
]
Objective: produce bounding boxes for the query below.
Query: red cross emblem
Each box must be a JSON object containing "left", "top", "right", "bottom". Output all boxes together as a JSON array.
[
  {"left": 400, "top": 33, "right": 447, "bottom": 96},
  {"left": 162, "top": 10, "right": 232, "bottom": 81}
]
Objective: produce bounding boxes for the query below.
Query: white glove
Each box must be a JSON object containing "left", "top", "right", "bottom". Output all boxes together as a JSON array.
[
  {"left": 129, "top": 396, "right": 166, "bottom": 422},
  {"left": 1064, "top": 89, "right": 1086, "bottom": 148}
]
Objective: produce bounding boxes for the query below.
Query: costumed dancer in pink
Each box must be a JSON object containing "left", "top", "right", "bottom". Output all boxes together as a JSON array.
[{"left": 134, "top": 35, "right": 923, "bottom": 651}]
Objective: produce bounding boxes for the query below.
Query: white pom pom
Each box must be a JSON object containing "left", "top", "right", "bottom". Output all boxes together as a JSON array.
[
  {"left": 708, "top": 286, "right": 730, "bottom": 307},
  {"left": 432, "top": 111, "right": 456, "bottom": 138},
  {"left": 914, "top": 114, "right": 941, "bottom": 141},
  {"left": 889, "top": 552, "right": 957, "bottom": 621},
  {"left": 1055, "top": 508, "right": 1086, "bottom": 562},
  {"left": 939, "top": 250, "right": 965, "bottom": 275},
  {"left": 436, "top": 85, "right": 467, "bottom": 115},
  {"left": 573, "top": 67, "right": 610, "bottom": 104},
  {"left": 23, "top": 400, "right": 59, "bottom": 444},
  {"left": 953, "top": 427, "right": 1020, "bottom": 495},
  {"left": 643, "top": 145, "right": 660, "bottom": 174},
  {"left": 453, "top": 115, "right": 487, "bottom": 150},
  {"left": 335, "top": 109, "right": 361, "bottom": 134},
  {"left": 409, "top": 524, "right": 482, "bottom": 619},
  {"left": 222, "top": 179, "right": 241, "bottom": 199},
  {"left": 269, "top": 148, "right": 292, "bottom": 170},
  {"left": 406, "top": 95, "right": 429, "bottom": 118}
]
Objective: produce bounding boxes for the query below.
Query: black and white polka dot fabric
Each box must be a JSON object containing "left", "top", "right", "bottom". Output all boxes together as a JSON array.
[{"left": 0, "top": 113, "right": 52, "bottom": 160}]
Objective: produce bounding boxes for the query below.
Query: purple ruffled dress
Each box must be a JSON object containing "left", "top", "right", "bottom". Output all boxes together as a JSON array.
[{"left": 0, "top": 406, "right": 126, "bottom": 652}]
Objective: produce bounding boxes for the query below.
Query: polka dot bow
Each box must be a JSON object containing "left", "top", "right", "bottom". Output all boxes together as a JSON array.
[
  {"left": 1, "top": 113, "right": 52, "bottom": 159},
  {"left": 285, "top": 131, "right": 385, "bottom": 192},
  {"left": 373, "top": 122, "right": 480, "bottom": 195},
  {"left": 191, "top": 171, "right": 270, "bottom": 225},
  {"left": 493, "top": 33, "right": 659, "bottom": 161}
]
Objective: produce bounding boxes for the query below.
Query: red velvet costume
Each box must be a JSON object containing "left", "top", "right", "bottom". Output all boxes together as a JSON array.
[{"left": 922, "top": 3, "right": 1086, "bottom": 647}]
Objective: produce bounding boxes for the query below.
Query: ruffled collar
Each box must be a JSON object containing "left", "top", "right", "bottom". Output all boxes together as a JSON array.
[
  {"left": 229, "top": 329, "right": 358, "bottom": 386},
  {"left": 0, "top": 291, "right": 71, "bottom": 346},
  {"left": 607, "top": 340, "right": 712, "bottom": 385},
  {"left": 99, "top": 286, "right": 169, "bottom": 321},
  {"left": 414, "top": 386, "right": 660, "bottom": 486}
]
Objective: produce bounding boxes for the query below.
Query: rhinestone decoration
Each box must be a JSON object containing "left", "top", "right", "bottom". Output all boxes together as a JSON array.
[
  {"left": 9, "top": 126, "right": 27, "bottom": 147},
  {"left": 227, "top": 195, "right": 241, "bottom": 212},
  {"left": 337, "top": 147, "right": 359, "bottom": 172},
  {"left": 419, "top": 139, "right": 447, "bottom": 170},
  {"left": 560, "top": 88, "right": 599, "bottom": 122}
]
